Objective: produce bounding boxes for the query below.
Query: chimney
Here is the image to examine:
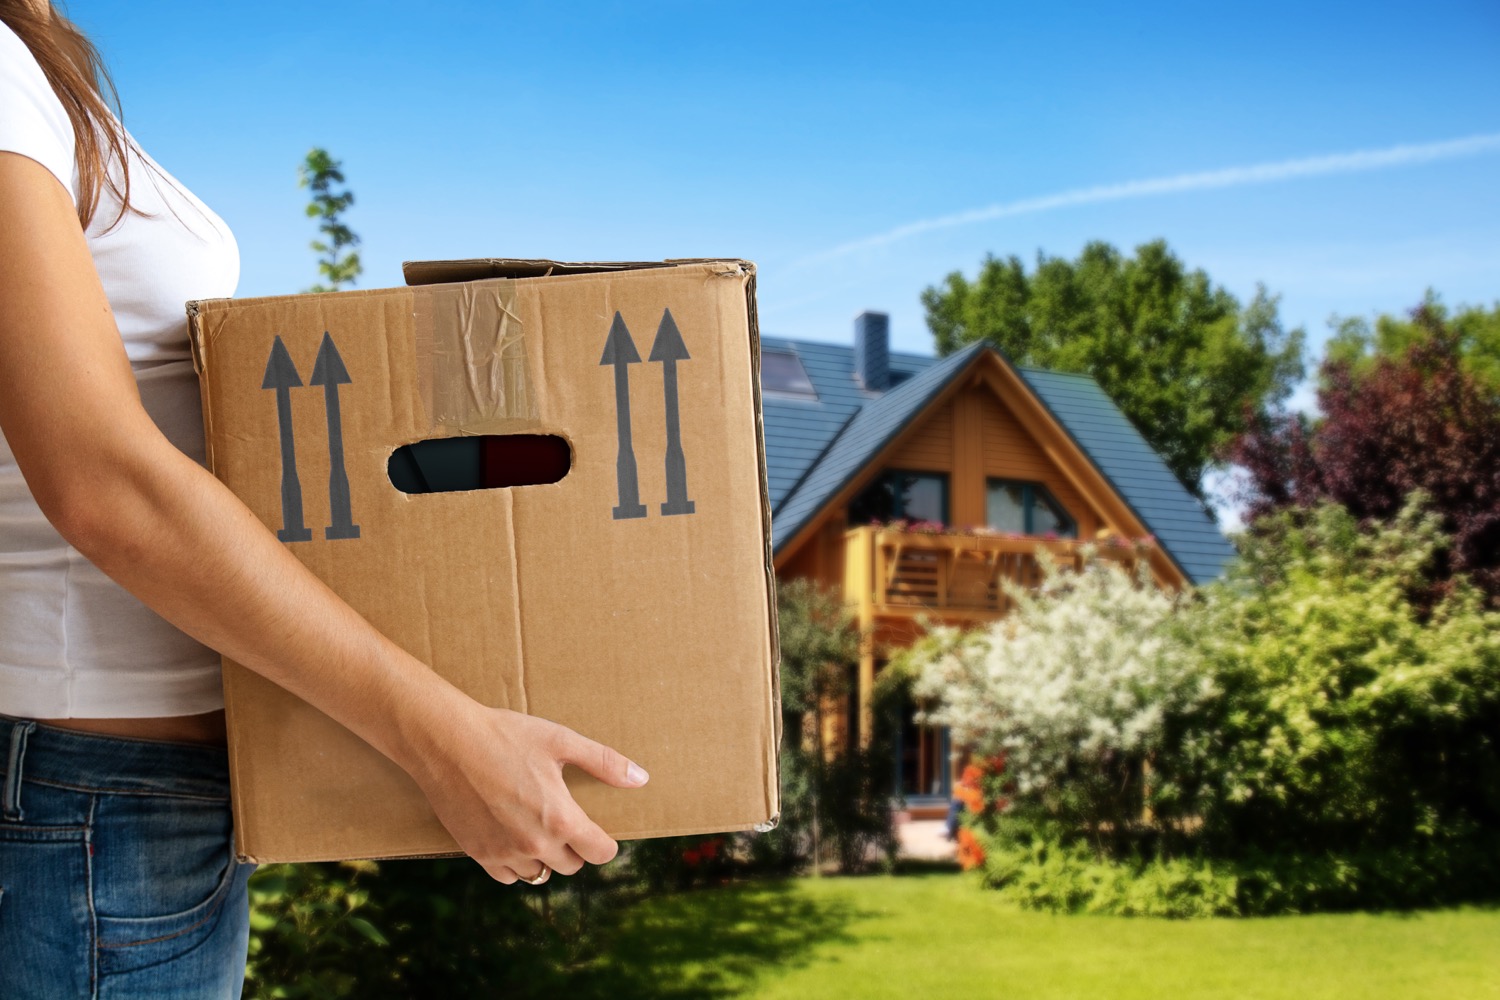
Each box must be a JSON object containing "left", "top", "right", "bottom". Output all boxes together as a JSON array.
[{"left": 854, "top": 311, "right": 890, "bottom": 391}]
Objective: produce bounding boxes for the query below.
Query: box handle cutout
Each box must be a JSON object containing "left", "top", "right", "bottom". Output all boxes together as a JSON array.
[{"left": 388, "top": 435, "right": 571, "bottom": 494}]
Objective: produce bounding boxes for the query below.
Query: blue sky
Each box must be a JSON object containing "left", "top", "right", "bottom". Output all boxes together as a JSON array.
[{"left": 77, "top": 0, "right": 1499, "bottom": 371}]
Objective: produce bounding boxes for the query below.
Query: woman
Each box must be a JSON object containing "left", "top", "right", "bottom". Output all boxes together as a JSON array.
[{"left": 0, "top": 3, "right": 646, "bottom": 995}]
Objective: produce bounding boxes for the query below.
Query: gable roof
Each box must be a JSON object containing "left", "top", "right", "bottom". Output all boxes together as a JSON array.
[{"left": 762, "top": 337, "right": 1236, "bottom": 586}]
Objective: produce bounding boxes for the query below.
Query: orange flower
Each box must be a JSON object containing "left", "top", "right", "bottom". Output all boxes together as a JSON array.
[
  {"left": 956, "top": 827, "right": 986, "bottom": 870},
  {"left": 955, "top": 783, "right": 985, "bottom": 813}
]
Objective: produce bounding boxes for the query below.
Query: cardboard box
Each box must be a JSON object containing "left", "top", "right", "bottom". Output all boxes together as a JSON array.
[{"left": 188, "top": 259, "right": 780, "bottom": 863}]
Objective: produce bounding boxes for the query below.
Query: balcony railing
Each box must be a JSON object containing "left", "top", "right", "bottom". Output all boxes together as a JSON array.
[{"left": 843, "top": 524, "right": 1139, "bottom": 619}]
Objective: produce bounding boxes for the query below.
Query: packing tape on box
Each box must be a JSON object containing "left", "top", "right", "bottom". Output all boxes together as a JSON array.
[{"left": 412, "top": 279, "right": 538, "bottom": 430}]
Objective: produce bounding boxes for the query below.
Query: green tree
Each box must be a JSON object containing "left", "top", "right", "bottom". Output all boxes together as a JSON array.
[
  {"left": 299, "top": 147, "right": 362, "bottom": 292},
  {"left": 921, "top": 240, "right": 1305, "bottom": 496},
  {"left": 1325, "top": 291, "right": 1500, "bottom": 389}
]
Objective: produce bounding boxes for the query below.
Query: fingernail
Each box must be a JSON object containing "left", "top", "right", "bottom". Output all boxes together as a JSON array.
[{"left": 626, "top": 762, "right": 649, "bottom": 786}]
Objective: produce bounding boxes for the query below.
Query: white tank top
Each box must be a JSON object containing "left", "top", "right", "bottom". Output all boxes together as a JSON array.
[{"left": 0, "top": 23, "right": 240, "bottom": 718}]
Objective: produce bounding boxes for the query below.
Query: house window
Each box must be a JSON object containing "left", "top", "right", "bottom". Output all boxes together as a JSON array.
[
  {"left": 760, "top": 348, "right": 816, "bottom": 397},
  {"left": 985, "top": 479, "right": 1076, "bottom": 537},
  {"left": 848, "top": 471, "right": 949, "bottom": 526}
]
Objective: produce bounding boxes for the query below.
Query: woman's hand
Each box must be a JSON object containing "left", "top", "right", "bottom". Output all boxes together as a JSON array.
[{"left": 402, "top": 695, "right": 648, "bottom": 883}]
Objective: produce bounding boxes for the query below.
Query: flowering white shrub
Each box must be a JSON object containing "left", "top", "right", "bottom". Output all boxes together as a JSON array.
[{"left": 910, "top": 549, "right": 1207, "bottom": 801}]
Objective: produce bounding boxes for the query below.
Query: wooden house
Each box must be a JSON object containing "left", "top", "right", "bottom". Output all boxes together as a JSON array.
[{"left": 765, "top": 312, "right": 1235, "bottom": 813}]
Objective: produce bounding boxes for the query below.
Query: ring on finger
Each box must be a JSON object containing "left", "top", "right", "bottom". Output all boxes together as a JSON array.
[{"left": 520, "top": 862, "right": 551, "bottom": 886}]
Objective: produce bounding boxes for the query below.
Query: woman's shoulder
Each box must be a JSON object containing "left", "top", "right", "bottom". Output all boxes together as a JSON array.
[
  {"left": 0, "top": 18, "right": 29, "bottom": 55},
  {"left": 1, "top": 19, "right": 61, "bottom": 98},
  {"left": 0, "top": 19, "right": 77, "bottom": 203}
]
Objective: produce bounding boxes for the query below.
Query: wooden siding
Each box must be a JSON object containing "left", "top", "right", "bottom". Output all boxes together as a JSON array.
[
  {"left": 978, "top": 392, "right": 1101, "bottom": 538},
  {"left": 776, "top": 376, "right": 1147, "bottom": 585},
  {"left": 777, "top": 518, "right": 845, "bottom": 591},
  {"left": 887, "top": 399, "right": 953, "bottom": 471},
  {"left": 777, "top": 542, "right": 819, "bottom": 584},
  {"left": 882, "top": 385, "right": 1114, "bottom": 537}
]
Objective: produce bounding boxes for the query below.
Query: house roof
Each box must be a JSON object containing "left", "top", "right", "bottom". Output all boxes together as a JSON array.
[{"left": 762, "top": 336, "right": 1236, "bottom": 586}]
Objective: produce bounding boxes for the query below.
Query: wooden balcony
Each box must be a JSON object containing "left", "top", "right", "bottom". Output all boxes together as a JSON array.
[{"left": 843, "top": 524, "right": 1139, "bottom": 623}]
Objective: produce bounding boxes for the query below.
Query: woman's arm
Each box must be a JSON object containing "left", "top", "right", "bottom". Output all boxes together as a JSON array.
[{"left": 0, "top": 151, "right": 645, "bottom": 883}]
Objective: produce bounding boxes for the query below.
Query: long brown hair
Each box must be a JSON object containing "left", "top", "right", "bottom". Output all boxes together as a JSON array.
[{"left": 2, "top": 0, "right": 135, "bottom": 229}]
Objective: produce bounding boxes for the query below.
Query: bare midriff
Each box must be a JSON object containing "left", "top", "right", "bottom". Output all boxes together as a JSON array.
[{"left": 38, "top": 709, "right": 228, "bottom": 747}]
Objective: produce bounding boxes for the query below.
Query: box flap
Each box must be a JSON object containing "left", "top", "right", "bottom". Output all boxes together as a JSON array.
[{"left": 402, "top": 258, "right": 750, "bottom": 287}]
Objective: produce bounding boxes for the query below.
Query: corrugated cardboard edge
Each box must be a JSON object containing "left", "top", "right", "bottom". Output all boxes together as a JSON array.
[
  {"left": 738, "top": 263, "right": 783, "bottom": 834},
  {"left": 402, "top": 257, "right": 695, "bottom": 285},
  {"left": 239, "top": 819, "right": 782, "bottom": 866},
  {"left": 186, "top": 297, "right": 256, "bottom": 860}
]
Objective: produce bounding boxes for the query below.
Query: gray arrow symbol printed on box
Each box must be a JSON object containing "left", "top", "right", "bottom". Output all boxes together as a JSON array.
[
  {"left": 310, "top": 331, "right": 360, "bottom": 540},
  {"left": 262, "top": 336, "right": 313, "bottom": 543},
  {"left": 649, "top": 309, "right": 695, "bottom": 516},
  {"left": 600, "top": 312, "right": 647, "bottom": 520}
]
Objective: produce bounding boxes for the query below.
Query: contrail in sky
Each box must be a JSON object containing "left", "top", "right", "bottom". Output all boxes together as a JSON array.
[{"left": 801, "top": 132, "right": 1500, "bottom": 264}]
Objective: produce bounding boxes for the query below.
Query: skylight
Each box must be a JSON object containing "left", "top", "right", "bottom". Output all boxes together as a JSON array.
[{"left": 761, "top": 348, "right": 817, "bottom": 397}]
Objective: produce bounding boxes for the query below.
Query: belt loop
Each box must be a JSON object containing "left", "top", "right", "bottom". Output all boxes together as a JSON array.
[{"left": 3, "top": 719, "right": 36, "bottom": 821}]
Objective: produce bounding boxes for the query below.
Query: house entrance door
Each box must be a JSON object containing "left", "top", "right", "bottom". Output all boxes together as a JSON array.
[{"left": 894, "top": 696, "right": 951, "bottom": 801}]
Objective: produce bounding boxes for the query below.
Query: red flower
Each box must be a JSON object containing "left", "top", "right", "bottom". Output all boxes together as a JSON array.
[
  {"left": 956, "top": 827, "right": 986, "bottom": 870},
  {"left": 955, "top": 756, "right": 1013, "bottom": 815},
  {"left": 682, "top": 837, "right": 722, "bottom": 868}
]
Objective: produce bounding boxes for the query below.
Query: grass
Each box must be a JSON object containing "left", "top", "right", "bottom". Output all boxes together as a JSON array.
[{"left": 570, "top": 870, "right": 1500, "bottom": 999}]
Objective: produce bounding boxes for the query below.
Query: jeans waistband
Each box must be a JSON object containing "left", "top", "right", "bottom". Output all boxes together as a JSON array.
[{"left": 0, "top": 713, "right": 230, "bottom": 802}]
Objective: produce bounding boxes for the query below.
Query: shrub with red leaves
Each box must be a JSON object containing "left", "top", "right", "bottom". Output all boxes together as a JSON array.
[{"left": 1229, "top": 304, "right": 1500, "bottom": 601}]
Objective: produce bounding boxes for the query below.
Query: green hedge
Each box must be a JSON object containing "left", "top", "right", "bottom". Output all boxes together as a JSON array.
[{"left": 941, "top": 499, "right": 1500, "bottom": 916}]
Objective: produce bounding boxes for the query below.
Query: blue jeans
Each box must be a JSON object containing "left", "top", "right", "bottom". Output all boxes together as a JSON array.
[{"left": 0, "top": 715, "right": 255, "bottom": 998}]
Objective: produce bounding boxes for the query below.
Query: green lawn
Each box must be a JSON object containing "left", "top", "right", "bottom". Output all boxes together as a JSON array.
[{"left": 573, "top": 871, "right": 1500, "bottom": 999}]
